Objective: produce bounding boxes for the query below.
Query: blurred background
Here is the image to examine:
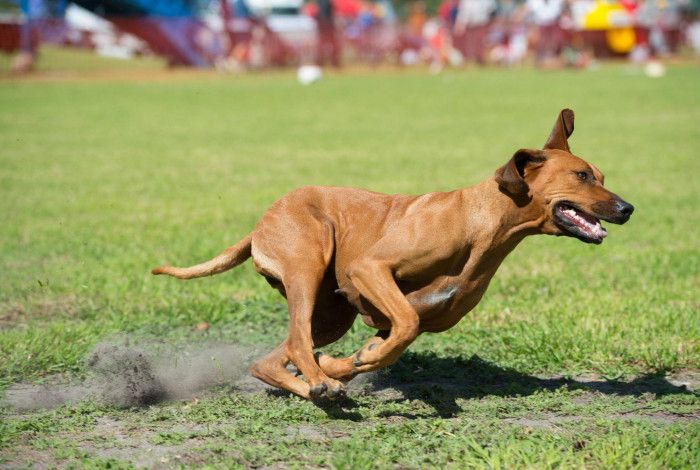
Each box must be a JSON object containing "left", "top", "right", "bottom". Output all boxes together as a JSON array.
[{"left": 1, "top": 0, "right": 699, "bottom": 74}]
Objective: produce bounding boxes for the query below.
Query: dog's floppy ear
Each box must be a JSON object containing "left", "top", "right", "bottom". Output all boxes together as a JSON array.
[
  {"left": 495, "top": 149, "right": 546, "bottom": 196},
  {"left": 543, "top": 108, "right": 574, "bottom": 152}
]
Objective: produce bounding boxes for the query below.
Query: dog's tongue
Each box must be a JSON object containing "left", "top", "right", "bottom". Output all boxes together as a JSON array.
[{"left": 561, "top": 207, "right": 608, "bottom": 238}]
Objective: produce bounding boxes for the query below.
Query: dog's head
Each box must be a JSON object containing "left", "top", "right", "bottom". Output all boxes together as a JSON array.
[{"left": 495, "top": 109, "right": 634, "bottom": 244}]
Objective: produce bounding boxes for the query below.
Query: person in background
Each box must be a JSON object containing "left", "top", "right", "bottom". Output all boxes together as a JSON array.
[
  {"left": 637, "top": 0, "right": 683, "bottom": 55},
  {"left": 316, "top": 0, "right": 341, "bottom": 67},
  {"left": 558, "top": 0, "right": 594, "bottom": 68},
  {"left": 454, "top": 0, "right": 497, "bottom": 63},
  {"left": 484, "top": 0, "right": 531, "bottom": 65},
  {"left": 525, "top": 0, "right": 564, "bottom": 65},
  {"left": 683, "top": 0, "right": 700, "bottom": 55},
  {"left": 401, "top": 0, "right": 428, "bottom": 52},
  {"left": 407, "top": 0, "right": 428, "bottom": 35},
  {"left": 421, "top": 15, "right": 463, "bottom": 71},
  {"left": 13, "top": 0, "right": 69, "bottom": 73},
  {"left": 438, "top": 0, "right": 460, "bottom": 29}
]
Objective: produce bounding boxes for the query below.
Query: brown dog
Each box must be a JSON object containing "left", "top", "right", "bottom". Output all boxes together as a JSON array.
[{"left": 153, "top": 109, "right": 634, "bottom": 400}]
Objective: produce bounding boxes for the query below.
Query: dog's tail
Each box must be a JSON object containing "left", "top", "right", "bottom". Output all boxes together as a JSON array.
[{"left": 151, "top": 233, "right": 253, "bottom": 279}]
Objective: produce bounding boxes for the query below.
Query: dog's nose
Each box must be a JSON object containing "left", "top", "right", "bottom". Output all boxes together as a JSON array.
[{"left": 615, "top": 199, "right": 634, "bottom": 222}]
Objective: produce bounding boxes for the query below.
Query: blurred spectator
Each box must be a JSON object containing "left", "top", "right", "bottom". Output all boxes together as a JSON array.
[
  {"left": 9, "top": 0, "right": 700, "bottom": 72},
  {"left": 438, "top": 0, "right": 460, "bottom": 28},
  {"left": 688, "top": 18, "right": 700, "bottom": 55},
  {"left": 526, "top": 0, "right": 565, "bottom": 65},
  {"left": 401, "top": 0, "right": 428, "bottom": 54},
  {"left": 637, "top": 0, "right": 682, "bottom": 55},
  {"left": 619, "top": 0, "right": 641, "bottom": 14},
  {"left": 422, "top": 16, "right": 463, "bottom": 71},
  {"left": 316, "top": 0, "right": 341, "bottom": 66},
  {"left": 486, "top": 0, "right": 529, "bottom": 65},
  {"left": 407, "top": 0, "right": 428, "bottom": 34},
  {"left": 13, "top": 0, "right": 69, "bottom": 72},
  {"left": 557, "top": 0, "right": 595, "bottom": 67},
  {"left": 454, "top": 0, "right": 497, "bottom": 63}
]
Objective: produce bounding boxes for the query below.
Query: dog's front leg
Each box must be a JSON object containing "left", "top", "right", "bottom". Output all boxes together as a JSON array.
[
  {"left": 316, "top": 334, "right": 386, "bottom": 381},
  {"left": 344, "top": 260, "right": 420, "bottom": 372},
  {"left": 318, "top": 227, "right": 449, "bottom": 380}
]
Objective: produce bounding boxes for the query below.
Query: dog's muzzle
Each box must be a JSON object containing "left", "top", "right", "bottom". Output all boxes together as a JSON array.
[{"left": 593, "top": 198, "right": 635, "bottom": 225}]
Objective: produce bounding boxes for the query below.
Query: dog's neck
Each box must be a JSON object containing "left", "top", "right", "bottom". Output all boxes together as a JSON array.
[{"left": 461, "top": 178, "right": 546, "bottom": 254}]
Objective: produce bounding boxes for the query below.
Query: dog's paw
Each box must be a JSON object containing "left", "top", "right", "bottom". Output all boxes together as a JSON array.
[
  {"left": 326, "top": 383, "right": 347, "bottom": 400},
  {"left": 315, "top": 353, "right": 357, "bottom": 381},
  {"left": 352, "top": 340, "right": 382, "bottom": 367},
  {"left": 308, "top": 382, "right": 327, "bottom": 399},
  {"left": 308, "top": 379, "right": 346, "bottom": 400}
]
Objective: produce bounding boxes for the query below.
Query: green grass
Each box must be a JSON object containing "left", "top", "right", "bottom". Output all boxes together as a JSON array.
[{"left": 1, "top": 51, "right": 699, "bottom": 468}]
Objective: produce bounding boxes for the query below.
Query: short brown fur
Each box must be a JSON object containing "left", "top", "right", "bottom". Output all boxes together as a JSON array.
[{"left": 153, "top": 109, "right": 634, "bottom": 399}]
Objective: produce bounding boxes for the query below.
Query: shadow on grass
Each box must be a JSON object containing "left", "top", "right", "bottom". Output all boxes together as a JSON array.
[{"left": 310, "top": 352, "right": 697, "bottom": 419}]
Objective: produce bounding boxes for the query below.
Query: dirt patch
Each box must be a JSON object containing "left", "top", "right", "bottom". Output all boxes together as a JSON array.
[
  {"left": 3, "top": 380, "right": 87, "bottom": 411},
  {"left": 613, "top": 411, "right": 700, "bottom": 423},
  {"left": 0, "top": 67, "right": 212, "bottom": 84},
  {"left": 502, "top": 415, "right": 579, "bottom": 430},
  {"left": 3, "top": 340, "right": 265, "bottom": 411},
  {"left": 2, "top": 369, "right": 698, "bottom": 470},
  {"left": 78, "top": 417, "right": 204, "bottom": 469},
  {"left": 3, "top": 344, "right": 698, "bottom": 415},
  {"left": 666, "top": 369, "right": 700, "bottom": 391},
  {"left": 341, "top": 363, "right": 700, "bottom": 421},
  {"left": 503, "top": 411, "right": 699, "bottom": 431},
  {"left": 0, "top": 416, "right": 209, "bottom": 469},
  {"left": 0, "top": 448, "right": 56, "bottom": 470},
  {"left": 285, "top": 424, "right": 328, "bottom": 441}
]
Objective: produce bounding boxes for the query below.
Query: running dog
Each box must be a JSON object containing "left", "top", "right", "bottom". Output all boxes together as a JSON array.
[{"left": 153, "top": 109, "right": 634, "bottom": 400}]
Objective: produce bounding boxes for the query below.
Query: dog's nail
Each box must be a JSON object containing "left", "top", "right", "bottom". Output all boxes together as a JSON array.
[
  {"left": 327, "top": 385, "right": 346, "bottom": 400},
  {"left": 352, "top": 351, "right": 364, "bottom": 367},
  {"left": 352, "top": 351, "right": 364, "bottom": 366},
  {"left": 309, "top": 382, "right": 327, "bottom": 398}
]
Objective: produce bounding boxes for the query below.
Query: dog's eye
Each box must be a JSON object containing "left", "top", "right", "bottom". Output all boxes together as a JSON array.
[{"left": 576, "top": 171, "right": 589, "bottom": 182}]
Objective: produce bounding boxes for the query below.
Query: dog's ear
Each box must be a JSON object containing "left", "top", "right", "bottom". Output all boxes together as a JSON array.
[
  {"left": 495, "top": 149, "right": 546, "bottom": 196},
  {"left": 543, "top": 108, "right": 574, "bottom": 152}
]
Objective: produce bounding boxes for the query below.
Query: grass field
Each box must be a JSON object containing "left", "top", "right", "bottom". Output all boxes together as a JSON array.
[{"left": 1, "top": 51, "right": 699, "bottom": 468}]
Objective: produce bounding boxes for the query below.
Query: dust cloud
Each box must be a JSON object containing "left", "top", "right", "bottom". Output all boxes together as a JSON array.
[{"left": 3, "top": 340, "right": 265, "bottom": 411}]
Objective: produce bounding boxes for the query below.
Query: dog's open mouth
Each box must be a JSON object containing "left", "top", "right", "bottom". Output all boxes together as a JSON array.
[{"left": 553, "top": 202, "right": 608, "bottom": 244}]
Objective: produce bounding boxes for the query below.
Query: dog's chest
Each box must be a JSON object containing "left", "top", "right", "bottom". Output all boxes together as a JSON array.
[
  {"left": 342, "top": 275, "right": 492, "bottom": 332},
  {"left": 406, "top": 278, "right": 491, "bottom": 332},
  {"left": 339, "top": 246, "right": 505, "bottom": 332},
  {"left": 417, "top": 285, "right": 459, "bottom": 308}
]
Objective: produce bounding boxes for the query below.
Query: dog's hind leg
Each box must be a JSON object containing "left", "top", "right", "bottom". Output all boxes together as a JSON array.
[
  {"left": 252, "top": 214, "right": 346, "bottom": 400},
  {"left": 283, "top": 272, "right": 347, "bottom": 399},
  {"left": 251, "top": 292, "right": 353, "bottom": 398},
  {"left": 250, "top": 340, "right": 312, "bottom": 398}
]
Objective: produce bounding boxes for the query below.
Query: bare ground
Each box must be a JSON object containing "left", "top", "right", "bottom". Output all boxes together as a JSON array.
[{"left": 2, "top": 364, "right": 698, "bottom": 469}]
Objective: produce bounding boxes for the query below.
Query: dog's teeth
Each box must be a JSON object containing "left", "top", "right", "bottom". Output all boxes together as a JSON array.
[{"left": 560, "top": 206, "right": 606, "bottom": 239}]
